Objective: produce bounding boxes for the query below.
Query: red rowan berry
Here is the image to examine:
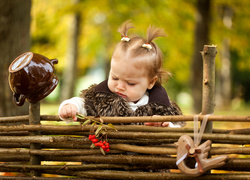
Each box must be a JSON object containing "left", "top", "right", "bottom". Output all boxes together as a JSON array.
[
  {"left": 91, "top": 138, "right": 98, "bottom": 143},
  {"left": 88, "top": 135, "right": 96, "bottom": 140}
]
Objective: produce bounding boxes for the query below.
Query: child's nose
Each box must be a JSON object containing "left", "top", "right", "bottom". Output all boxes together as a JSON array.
[{"left": 117, "top": 81, "right": 125, "bottom": 90}]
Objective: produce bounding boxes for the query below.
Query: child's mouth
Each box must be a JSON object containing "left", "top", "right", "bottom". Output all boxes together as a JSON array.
[{"left": 116, "top": 92, "right": 127, "bottom": 98}]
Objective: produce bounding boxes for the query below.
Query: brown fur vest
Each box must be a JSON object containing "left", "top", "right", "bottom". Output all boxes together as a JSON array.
[{"left": 80, "top": 80, "right": 185, "bottom": 126}]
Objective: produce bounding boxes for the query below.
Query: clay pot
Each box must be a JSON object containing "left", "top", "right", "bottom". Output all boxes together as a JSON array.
[{"left": 8, "top": 52, "right": 59, "bottom": 106}]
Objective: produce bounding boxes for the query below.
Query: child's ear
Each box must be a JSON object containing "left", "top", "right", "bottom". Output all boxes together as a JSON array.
[{"left": 148, "top": 76, "right": 158, "bottom": 89}]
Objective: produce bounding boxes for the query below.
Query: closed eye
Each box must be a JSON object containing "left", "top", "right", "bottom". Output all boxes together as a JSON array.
[
  {"left": 112, "top": 76, "right": 119, "bottom": 80},
  {"left": 127, "top": 82, "right": 136, "bottom": 86}
]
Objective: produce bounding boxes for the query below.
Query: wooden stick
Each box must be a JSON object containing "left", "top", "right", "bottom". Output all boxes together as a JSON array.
[
  {"left": 82, "top": 115, "right": 250, "bottom": 123},
  {"left": 201, "top": 45, "right": 217, "bottom": 133},
  {"left": 0, "top": 144, "right": 248, "bottom": 156},
  {"left": 0, "top": 148, "right": 122, "bottom": 156},
  {"left": 0, "top": 115, "right": 29, "bottom": 123},
  {"left": 40, "top": 115, "right": 60, "bottom": 121},
  {"left": 0, "top": 164, "right": 150, "bottom": 171},
  {"left": 0, "top": 115, "right": 250, "bottom": 124},
  {"left": 43, "top": 154, "right": 177, "bottom": 166},
  {"left": 74, "top": 171, "right": 250, "bottom": 180},
  {"left": 0, "top": 155, "right": 29, "bottom": 161},
  {"left": 0, "top": 132, "right": 249, "bottom": 144},
  {"left": 1, "top": 125, "right": 250, "bottom": 138},
  {"left": 107, "top": 131, "right": 250, "bottom": 143},
  {"left": 29, "top": 102, "right": 41, "bottom": 176},
  {"left": 0, "top": 154, "right": 249, "bottom": 172},
  {"left": 0, "top": 124, "right": 233, "bottom": 134},
  {"left": 42, "top": 155, "right": 250, "bottom": 171},
  {"left": 210, "top": 147, "right": 250, "bottom": 155}
]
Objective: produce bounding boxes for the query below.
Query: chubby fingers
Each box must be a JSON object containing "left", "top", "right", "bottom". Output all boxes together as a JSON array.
[
  {"left": 144, "top": 122, "right": 162, "bottom": 126},
  {"left": 162, "top": 122, "right": 169, "bottom": 127},
  {"left": 145, "top": 122, "right": 169, "bottom": 127},
  {"left": 59, "top": 104, "right": 78, "bottom": 121},
  {"left": 145, "top": 122, "right": 156, "bottom": 126}
]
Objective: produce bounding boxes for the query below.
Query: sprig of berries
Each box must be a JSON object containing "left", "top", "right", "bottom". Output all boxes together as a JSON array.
[
  {"left": 77, "top": 114, "right": 116, "bottom": 155},
  {"left": 88, "top": 135, "right": 110, "bottom": 152}
]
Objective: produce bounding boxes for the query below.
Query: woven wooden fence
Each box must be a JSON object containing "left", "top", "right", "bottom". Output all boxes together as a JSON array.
[
  {"left": 0, "top": 114, "right": 249, "bottom": 179},
  {"left": 0, "top": 45, "right": 249, "bottom": 179}
]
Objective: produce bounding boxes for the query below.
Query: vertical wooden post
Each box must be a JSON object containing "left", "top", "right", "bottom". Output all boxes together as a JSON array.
[
  {"left": 29, "top": 102, "right": 41, "bottom": 176},
  {"left": 201, "top": 45, "right": 217, "bottom": 133}
]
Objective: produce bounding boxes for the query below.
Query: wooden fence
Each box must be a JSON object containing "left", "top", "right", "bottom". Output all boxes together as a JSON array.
[
  {"left": 0, "top": 114, "right": 249, "bottom": 179},
  {"left": 0, "top": 45, "right": 249, "bottom": 179}
]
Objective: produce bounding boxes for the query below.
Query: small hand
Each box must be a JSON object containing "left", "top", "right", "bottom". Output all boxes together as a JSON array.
[
  {"left": 59, "top": 104, "right": 78, "bottom": 121},
  {"left": 145, "top": 122, "right": 169, "bottom": 127}
]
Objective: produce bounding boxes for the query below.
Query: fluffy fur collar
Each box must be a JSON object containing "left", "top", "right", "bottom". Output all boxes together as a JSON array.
[{"left": 80, "top": 80, "right": 183, "bottom": 118}]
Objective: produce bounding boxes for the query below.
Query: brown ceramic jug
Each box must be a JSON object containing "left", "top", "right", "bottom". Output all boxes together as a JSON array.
[{"left": 8, "top": 52, "right": 59, "bottom": 106}]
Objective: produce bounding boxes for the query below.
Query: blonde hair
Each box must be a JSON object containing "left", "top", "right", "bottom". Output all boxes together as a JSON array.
[{"left": 113, "top": 20, "right": 170, "bottom": 85}]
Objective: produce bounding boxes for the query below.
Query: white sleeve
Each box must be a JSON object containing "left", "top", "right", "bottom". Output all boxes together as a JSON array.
[
  {"left": 58, "top": 97, "right": 87, "bottom": 122},
  {"left": 169, "top": 122, "right": 182, "bottom": 128}
]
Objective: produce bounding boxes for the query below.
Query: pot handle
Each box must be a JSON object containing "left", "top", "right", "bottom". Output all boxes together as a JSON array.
[
  {"left": 50, "top": 59, "right": 58, "bottom": 65},
  {"left": 13, "top": 93, "right": 26, "bottom": 106}
]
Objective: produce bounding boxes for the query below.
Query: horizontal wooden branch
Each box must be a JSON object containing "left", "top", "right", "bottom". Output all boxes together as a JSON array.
[
  {"left": 0, "top": 175, "right": 83, "bottom": 180},
  {"left": 0, "top": 136, "right": 88, "bottom": 144},
  {"left": 107, "top": 131, "right": 250, "bottom": 144},
  {"left": 85, "top": 115, "right": 250, "bottom": 123},
  {"left": 111, "top": 144, "right": 250, "bottom": 155},
  {"left": 2, "top": 165, "right": 250, "bottom": 180},
  {"left": 0, "top": 148, "right": 120, "bottom": 156},
  {"left": 110, "top": 144, "right": 176, "bottom": 155},
  {"left": 73, "top": 171, "right": 250, "bottom": 180},
  {"left": 0, "top": 153, "right": 249, "bottom": 172},
  {"left": 0, "top": 115, "right": 29, "bottom": 123},
  {"left": 0, "top": 131, "right": 249, "bottom": 145},
  {"left": 0, "top": 155, "right": 29, "bottom": 162},
  {"left": 1, "top": 146, "right": 171, "bottom": 156},
  {"left": 42, "top": 155, "right": 250, "bottom": 171},
  {"left": 0, "top": 144, "right": 249, "bottom": 157},
  {"left": 0, "top": 115, "right": 250, "bottom": 124},
  {"left": 0, "top": 124, "right": 232, "bottom": 134},
  {"left": 210, "top": 147, "right": 250, "bottom": 155},
  {"left": 0, "top": 164, "right": 151, "bottom": 172}
]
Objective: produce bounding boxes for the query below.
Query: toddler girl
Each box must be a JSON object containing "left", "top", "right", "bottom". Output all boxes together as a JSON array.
[{"left": 59, "top": 21, "right": 185, "bottom": 128}]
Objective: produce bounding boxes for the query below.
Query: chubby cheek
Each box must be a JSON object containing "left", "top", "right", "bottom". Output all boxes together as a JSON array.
[
  {"left": 127, "top": 89, "right": 142, "bottom": 102},
  {"left": 107, "top": 80, "right": 116, "bottom": 93}
]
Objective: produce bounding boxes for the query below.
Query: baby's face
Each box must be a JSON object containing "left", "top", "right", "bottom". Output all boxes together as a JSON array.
[{"left": 108, "top": 57, "right": 156, "bottom": 103}]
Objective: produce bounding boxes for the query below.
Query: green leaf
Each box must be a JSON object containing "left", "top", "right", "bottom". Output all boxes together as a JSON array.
[
  {"left": 90, "top": 143, "right": 96, "bottom": 149},
  {"left": 90, "top": 122, "right": 96, "bottom": 134},
  {"left": 95, "top": 125, "right": 103, "bottom": 136},
  {"left": 101, "top": 131, "right": 107, "bottom": 136},
  {"left": 100, "top": 147, "right": 106, "bottom": 155},
  {"left": 108, "top": 123, "right": 117, "bottom": 131},
  {"left": 82, "top": 119, "right": 91, "bottom": 126},
  {"left": 76, "top": 114, "right": 85, "bottom": 119}
]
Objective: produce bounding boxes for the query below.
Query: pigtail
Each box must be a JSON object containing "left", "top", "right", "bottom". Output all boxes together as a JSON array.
[
  {"left": 118, "top": 20, "right": 134, "bottom": 38},
  {"left": 145, "top": 26, "right": 169, "bottom": 85},
  {"left": 142, "top": 26, "right": 166, "bottom": 51},
  {"left": 146, "top": 26, "right": 166, "bottom": 43}
]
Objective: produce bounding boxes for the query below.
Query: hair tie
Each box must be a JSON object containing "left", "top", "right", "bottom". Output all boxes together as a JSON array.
[
  {"left": 121, "top": 36, "right": 130, "bottom": 42},
  {"left": 142, "top": 43, "right": 152, "bottom": 50}
]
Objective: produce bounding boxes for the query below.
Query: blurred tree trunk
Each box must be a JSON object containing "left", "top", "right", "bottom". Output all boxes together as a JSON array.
[
  {"left": 216, "top": 6, "right": 233, "bottom": 109},
  {"left": 191, "top": 0, "right": 210, "bottom": 113},
  {"left": 60, "top": 0, "right": 81, "bottom": 101},
  {"left": 0, "top": 0, "right": 31, "bottom": 116}
]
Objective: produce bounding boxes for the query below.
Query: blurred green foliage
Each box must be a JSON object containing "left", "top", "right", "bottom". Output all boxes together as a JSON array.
[{"left": 31, "top": 0, "right": 250, "bottom": 102}]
